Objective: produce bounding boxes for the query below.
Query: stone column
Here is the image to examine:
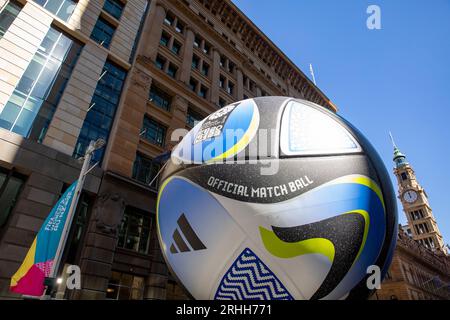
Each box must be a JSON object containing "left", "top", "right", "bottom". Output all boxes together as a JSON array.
[
  {"left": 210, "top": 48, "right": 221, "bottom": 105},
  {"left": 104, "top": 66, "right": 152, "bottom": 177},
  {"left": 236, "top": 68, "right": 244, "bottom": 100},
  {"left": 166, "top": 95, "right": 189, "bottom": 149},
  {"left": 141, "top": 4, "right": 166, "bottom": 61},
  {"left": 179, "top": 27, "right": 195, "bottom": 84},
  {"left": 144, "top": 226, "right": 169, "bottom": 300},
  {"left": 73, "top": 193, "right": 126, "bottom": 300}
]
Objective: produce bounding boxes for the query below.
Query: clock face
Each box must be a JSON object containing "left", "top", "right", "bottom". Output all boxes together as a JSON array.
[{"left": 403, "top": 190, "right": 418, "bottom": 203}]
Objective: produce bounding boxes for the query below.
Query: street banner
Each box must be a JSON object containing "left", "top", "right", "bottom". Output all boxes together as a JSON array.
[{"left": 10, "top": 181, "right": 77, "bottom": 296}]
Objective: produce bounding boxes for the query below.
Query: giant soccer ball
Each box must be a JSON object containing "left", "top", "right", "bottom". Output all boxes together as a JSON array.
[{"left": 157, "top": 97, "right": 397, "bottom": 300}]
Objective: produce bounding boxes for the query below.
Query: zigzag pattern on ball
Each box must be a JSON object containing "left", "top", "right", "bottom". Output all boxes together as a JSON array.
[{"left": 215, "top": 248, "right": 293, "bottom": 300}]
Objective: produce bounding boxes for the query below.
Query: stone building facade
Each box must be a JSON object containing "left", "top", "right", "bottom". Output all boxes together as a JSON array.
[
  {"left": 374, "top": 228, "right": 450, "bottom": 300},
  {"left": 0, "top": 0, "right": 334, "bottom": 300}
]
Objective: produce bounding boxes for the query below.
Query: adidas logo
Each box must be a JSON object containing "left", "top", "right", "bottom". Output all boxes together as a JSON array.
[{"left": 170, "top": 213, "right": 206, "bottom": 254}]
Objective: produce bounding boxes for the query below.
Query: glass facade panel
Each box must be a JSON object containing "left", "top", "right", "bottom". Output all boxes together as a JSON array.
[
  {"left": 0, "top": 1, "right": 22, "bottom": 39},
  {"left": 0, "top": 27, "right": 82, "bottom": 140},
  {"left": 90, "top": 16, "right": 116, "bottom": 49},
  {"left": 73, "top": 60, "right": 126, "bottom": 163},
  {"left": 33, "top": 0, "right": 77, "bottom": 22},
  {"left": 103, "top": 0, "right": 124, "bottom": 20},
  {"left": 106, "top": 272, "right": 145, "bottom": 300}
]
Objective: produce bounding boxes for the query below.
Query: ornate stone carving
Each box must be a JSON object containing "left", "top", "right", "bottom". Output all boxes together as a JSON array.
[{"left": 93, "top": 193, "right": 126, "bottom": 235}]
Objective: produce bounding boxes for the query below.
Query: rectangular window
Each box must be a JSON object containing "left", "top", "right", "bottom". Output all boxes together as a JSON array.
[
  {"left": 90, "top": 16, "right": 116, "bottom": 48},
  {"left": 203, "top": 42, "right": 210, "bottom": 55},
  {"left": 218, "top": 98, "right": 226, "bottom": 108},
  {"left": 132, "top": 153, "right": 161, "bottom": 188},
  {"left": 167, "top": 63, "right": 177, "bottom": 78},
  {"left": 33, "top": 0, "right": 77, "bottom": 22},
  {"left": 0, "top": 168, "right": 25, "bottom": 230},
  {"left": 149, "top": 85, "right": 171, "bottom": 112},
  {"left": 201, "top": 62, "right": 209, "bottom": 77},
  {"left": 117, "top": 206, "right": 152, "bottom": 254},
  {"left": 141, "top": 116, "right": 166, "bottom": 147},
  {"left": 171, "top": 40, "right": 181, "bottom": 55},
  {"left": 155, "top": 55, "right": 165, "bottom": 70},
  {"left": 193, "top": 35, "right": 201, "bottom": 48},
  {"left": 199, "top": 85, "right": 208, "bottom": 99},
  {"left": 189, "top": 78, "right": 197, "bottom": 92},
  {"left": 0, "top": 27, "right": 82, "bottom": 140},
  {"left": 219, "top": 75, "right": 225, "bottom": 88},
  {"left": 0, "top": 1, "right": 22, "bottom": 40},
  {"left": 103, "top": 0, "right": 124, "bottom": 20},
  {"left": 401, "top": 172, "right": 408, "bottom": 181},
  {"left": 73, "top": 60, "right": 126, "bottom": 163},
  {"left": 227, "top": 82, "right": 234, "bottom": 95},
  {"left": 160, "top": 31, "right": 170, "bottom": 47},
  {"left": 186, "top": 107, "right": 204, "bottom": 128},
  {"left": 175, "top": 21, "right": 184, "bottom": 34},
  {"left": 192, "top": 55, "right": 200, "bottom": 69},
  {"left": 106, "top": 272, "right": 145, "bottom": 300},
  {"left": 164, "top": 12, "right": 174, "bottom": 26}
]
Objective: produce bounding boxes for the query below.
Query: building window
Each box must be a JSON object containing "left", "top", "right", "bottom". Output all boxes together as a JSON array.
[
  {"left": 227, "top": 82, "right": 234, "bottom": 95},
  {"left": 132, "top": 153, "right": 161, "bottom": 188},
  {"left": 189, "top": 78, "right": 197, "bottom": 92},
  {"left": 228, "top": 61, "right": 235, "bottom": 74},
  {"left": 90, "top": 16, "right": 116, "bottom": 48},
  {"left": 106, "top": 272, "right": 145, "bottom": 300},
  {"left": 141, "top": 116, "right": 166, "bottom": 147},
  {"left": 0, "top": 169, "right": 25, "bottom": 230},
  {"left": 401, "top": 172, "right": 408, "bottom": 181},
  {"left": 164, "top": 12, "right": 174, "bottom": 26},
  {"left": 171, "top": 40, "right": 181, "bottom": 55},
  {"left": 0, "top": 1, "right": 22, "bottom": 40},
  {"left": 186, "top": 107, "right": 204, "bottom": 128},
  {"left": 0, "top": 27, "right": 82, "bottom": 140},
  {"left": 199, "top": 85, "right": 208, "bottom": 99},
  {"left": 160, "top": 31, "right": 170, "bottom": 47},
  {"left": 33, "top": 0, "right": 77, "bottom": 22},
  {"left": 117, "top": 206, "right": 152, "bottom": 254},
  {"left": 155, "top": 55, "right": 165, "bottom": 70},
  {"left": 218, "top": 98, "right": 226, "bottom": 108},
  {"left": 175, "top": 21, "right": 184, "bottom": 34},
  {"left": 149, "top": 85, "right": 171, "bottom": 112},
  {"left": 203, "top": 42, "right": 210, "bottom": 55},
  {"left": 220, "top": 55, "right": 226, "bottom": 68},
  {"left": 201, "top": 62, "right": 209, "bottom": 77},
  {"left": 74, "top": 60, "right": 126, "bottom": 163},
  {"left": 193, "top": 35, "right": 201, "bottom": 48},
  {"left": 219, "top": 75, "right": 225, "bottom": 88},
  {"left": 103, "top": 0, "right": 124, "bottom": 20},
  {"left": 192, "top": 55, "right": 200, "bottom": 69},
  {"left": 167, "top": 63, "right": 177, "bottom": 78}
]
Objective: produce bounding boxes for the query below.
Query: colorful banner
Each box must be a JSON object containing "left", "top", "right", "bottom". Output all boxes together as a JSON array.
[{"left": 10, "top": 181, "right": 77, "bottom": 296}]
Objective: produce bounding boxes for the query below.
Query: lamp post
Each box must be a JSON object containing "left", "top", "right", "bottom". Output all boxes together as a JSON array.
[{"left": 42, "top": 139, "right": 105, "bottom": 299}]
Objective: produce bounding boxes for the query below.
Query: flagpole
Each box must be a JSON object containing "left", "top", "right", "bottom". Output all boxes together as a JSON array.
[{"left": 41, "top": 139, "right": 105, "bottom": 299}]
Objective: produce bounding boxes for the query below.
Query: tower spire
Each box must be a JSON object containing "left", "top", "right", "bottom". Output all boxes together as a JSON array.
[{"left": 389, "top": 132, "right": 408, "bottom": 168}]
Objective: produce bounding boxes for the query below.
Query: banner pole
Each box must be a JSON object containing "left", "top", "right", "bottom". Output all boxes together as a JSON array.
[{"left": 41, "top": 140, "right": 96, "bottom": 299}]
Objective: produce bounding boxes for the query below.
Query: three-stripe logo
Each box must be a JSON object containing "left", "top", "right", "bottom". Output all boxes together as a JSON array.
[{"left": 170, "top": 213, "right": 206, "bottom": 254}]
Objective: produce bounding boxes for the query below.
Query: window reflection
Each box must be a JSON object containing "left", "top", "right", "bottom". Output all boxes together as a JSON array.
[{"left": 0, "top": 27, "right": 82, "bottom": 140}]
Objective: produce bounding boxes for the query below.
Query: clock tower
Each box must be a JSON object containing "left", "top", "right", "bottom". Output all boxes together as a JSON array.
[{"left": 391, "top": 138, "right": 447, "bottom": 254}]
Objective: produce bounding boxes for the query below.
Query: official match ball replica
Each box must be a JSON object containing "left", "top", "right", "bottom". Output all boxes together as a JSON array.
[{"left": 157, "top": 97, "right": 397, "bottom": 300}]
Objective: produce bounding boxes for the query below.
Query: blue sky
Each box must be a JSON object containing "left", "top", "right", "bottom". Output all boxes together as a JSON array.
[{"left": 233, "top": 0, "right": 450, "bottom": 243}]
